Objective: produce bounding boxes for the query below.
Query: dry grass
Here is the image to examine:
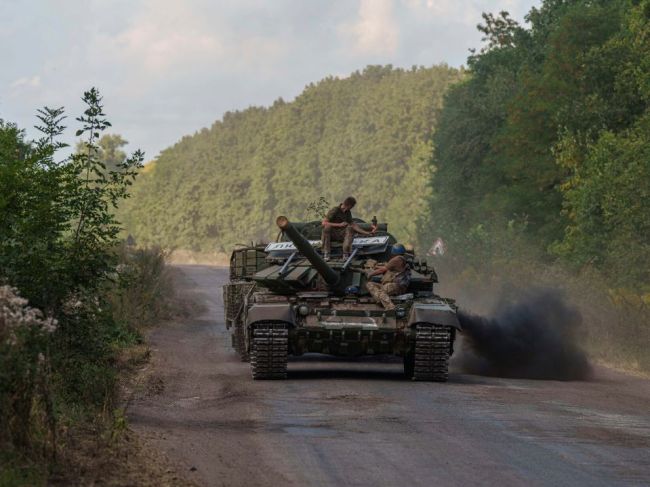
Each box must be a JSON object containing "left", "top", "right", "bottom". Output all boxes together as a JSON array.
[
  {"left": 49, "top": 416, "right": 197, "bottom": 487},
  {"left": 47, "top": 309, "right": 198, "bottom": 486}
]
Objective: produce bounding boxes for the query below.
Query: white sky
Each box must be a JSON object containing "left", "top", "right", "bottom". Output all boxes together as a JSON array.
[{"left": 1, "top": 0, "right": 539, "bottom": 160}]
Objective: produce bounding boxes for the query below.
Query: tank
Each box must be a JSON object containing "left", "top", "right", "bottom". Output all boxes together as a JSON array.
[{"left": 223, "top": 216, "right": 461, "bottom": 381}]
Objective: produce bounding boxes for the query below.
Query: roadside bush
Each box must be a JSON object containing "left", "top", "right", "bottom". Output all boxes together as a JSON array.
[
  {"left": 0, "top": 88, "right": 156, "bottom": 481},
  {"left": 0, "top": 285, "right": 56, "bottom": 459}
]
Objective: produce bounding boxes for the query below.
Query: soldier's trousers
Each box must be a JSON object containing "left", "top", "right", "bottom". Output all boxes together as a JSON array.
[
  {"left": 321, "top": 226, "right": 354, "bottom": 255},
  {"left": 365, "top": 282, "right": 403, "bottom": 310}
]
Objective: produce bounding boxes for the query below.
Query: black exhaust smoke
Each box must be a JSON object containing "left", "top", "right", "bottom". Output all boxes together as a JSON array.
[{"left": 457, "top": 289, "right": 592, "bottom": 380}]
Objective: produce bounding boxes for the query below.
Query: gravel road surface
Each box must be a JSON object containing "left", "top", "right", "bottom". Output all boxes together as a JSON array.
[{"left": 128, "top": 265, "right": 650, "bottom": 487}]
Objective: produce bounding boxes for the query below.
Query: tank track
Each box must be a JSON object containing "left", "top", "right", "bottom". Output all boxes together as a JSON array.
[
  {"left": 412, "top": 323, "right": 451, "bottom": 382},
  {"left": 250, "top": 322, "right": 289, "bottom": 380}
]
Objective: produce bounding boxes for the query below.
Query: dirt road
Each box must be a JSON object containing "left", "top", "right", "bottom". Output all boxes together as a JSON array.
[{"left": 128, "top": 265, "right": 650, "bottom": 486}]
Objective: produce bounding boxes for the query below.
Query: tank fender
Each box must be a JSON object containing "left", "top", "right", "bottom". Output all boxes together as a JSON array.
[
  {"left": 245, "top": 303, "right": 295, "bottom": 327},
  {"left": 408, "top": 303, "right": 461, "bottom": 330}
]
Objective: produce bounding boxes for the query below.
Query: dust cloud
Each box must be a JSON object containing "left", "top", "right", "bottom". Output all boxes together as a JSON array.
[{"left": 457, "top": 289, "right": 592, "bottom": 380}]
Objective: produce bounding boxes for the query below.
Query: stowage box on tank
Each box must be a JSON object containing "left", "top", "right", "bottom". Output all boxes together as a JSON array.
[{"left": 222, "top": 216, "right": 461, "bottom": 381}]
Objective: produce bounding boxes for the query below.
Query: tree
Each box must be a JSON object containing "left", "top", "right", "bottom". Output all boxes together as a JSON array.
[
  {"left": 75, "top": 133, "right": 129, "bottom": 175},
  {"left": 429, "top": 0, "right": 649, "bottom": 287}
]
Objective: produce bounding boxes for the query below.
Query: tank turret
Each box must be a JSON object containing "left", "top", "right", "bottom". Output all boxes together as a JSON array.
[{"left": 276, "top": 216, "right": 341, "bottom": 288}]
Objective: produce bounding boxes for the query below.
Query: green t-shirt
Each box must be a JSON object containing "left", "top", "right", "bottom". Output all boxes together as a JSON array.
[{"left": 325, "top": 206, "right": 352, "bottom": 224}]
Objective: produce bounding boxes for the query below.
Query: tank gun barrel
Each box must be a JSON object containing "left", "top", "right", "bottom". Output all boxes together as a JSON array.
[{"left": 276, "top": 216, "right": 340, "bottom": 287}]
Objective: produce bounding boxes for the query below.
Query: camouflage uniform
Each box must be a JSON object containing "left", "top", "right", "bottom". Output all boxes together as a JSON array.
[
  {"left": 321, "top": 205, "right": 354, "bottom": 255},
  {"left": 365, "top": 256, "right": 410, "bottom": 310}
]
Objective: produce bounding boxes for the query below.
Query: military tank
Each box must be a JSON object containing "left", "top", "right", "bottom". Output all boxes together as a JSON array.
[{"left": 223, "top": 216, "right": 461, "bottom": 381}]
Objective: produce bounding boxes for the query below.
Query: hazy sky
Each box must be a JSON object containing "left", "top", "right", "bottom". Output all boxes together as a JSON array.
[{"left": 1, "top": 0, "right": 538, "bottom": 159}]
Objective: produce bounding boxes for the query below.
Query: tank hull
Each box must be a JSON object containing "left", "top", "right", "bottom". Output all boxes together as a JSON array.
[{"left": 227, "top": 289, "right": 460, "bottom": 381}]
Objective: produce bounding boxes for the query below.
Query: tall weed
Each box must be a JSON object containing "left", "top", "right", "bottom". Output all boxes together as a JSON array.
[
  {"left": 0, "top": 286, "right": 56, "bottom": 463},
  {"left": 111, "top": 245, "right": 174, "bottom": 329}
]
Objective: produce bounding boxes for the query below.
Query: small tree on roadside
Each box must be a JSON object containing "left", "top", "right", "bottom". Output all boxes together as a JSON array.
[{"left": 0, "top": 87, "right": 145, "bottom": 461}]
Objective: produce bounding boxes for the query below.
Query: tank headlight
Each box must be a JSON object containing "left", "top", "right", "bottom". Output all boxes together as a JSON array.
[
  {"left": 395, "top": 306, "right": 406, "bottom": 318},
  {"left": 298, "top": 305, "right": 310, "bottom": 316}
]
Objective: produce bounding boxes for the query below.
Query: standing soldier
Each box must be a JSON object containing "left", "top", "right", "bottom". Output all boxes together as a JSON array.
[
  {"left": 321, "top": 196, "right": 376, "bottom": 261},
  {"left": 365, "top": 244, "right": 411, "bottom": 310}
]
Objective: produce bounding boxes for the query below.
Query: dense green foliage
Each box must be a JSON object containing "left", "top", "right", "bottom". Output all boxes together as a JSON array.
[
  {"left": 0, "top": 90, "right": 148, "bottom": 470},
  {"left": 119, "top": 65, "right": 464, "bottom": 251},
  {"left": 120, "top": 1, "right": 648, "bottom": 291},
  {"left": 427, "top": 0, "right": 649, "bottom": 288}
]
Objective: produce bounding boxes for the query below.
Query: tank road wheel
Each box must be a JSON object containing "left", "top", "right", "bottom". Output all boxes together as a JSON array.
[
  {"left": 250, "top": 322, "right": 289, "bottom": 380},
  {"left": 409, "top": 323, "right": 451, "bottom": 382}
]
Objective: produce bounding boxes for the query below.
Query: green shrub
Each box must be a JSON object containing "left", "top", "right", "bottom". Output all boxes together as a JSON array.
[{"left": 0, "top": 88, "right": 148, "bottom": 472}]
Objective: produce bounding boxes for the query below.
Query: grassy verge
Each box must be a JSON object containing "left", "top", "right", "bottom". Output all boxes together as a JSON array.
[
  {"left": 436, "top": 256, "right": 650, "bottom": 375},
  {"left": 51, "top": 246, "right": 197, "bottom": 486}
]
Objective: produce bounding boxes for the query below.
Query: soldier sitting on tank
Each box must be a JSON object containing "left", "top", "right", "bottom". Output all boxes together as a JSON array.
[
  {"left": 321, "top": 196, "right": 376, "bottom": 261},
  {"left": 365, "top": 244, "right": 411, "bottom": 310}
]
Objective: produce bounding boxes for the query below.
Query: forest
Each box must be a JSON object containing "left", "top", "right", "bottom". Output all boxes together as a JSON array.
[
  {"left": 118, "top": 64, "right": 465, "bottom": 251},
  {"left": 121, "top": 0, "right": 648, "bottom": 294},
  {"left": 427, "top": 0, "right": 649, "bottom": 290}
]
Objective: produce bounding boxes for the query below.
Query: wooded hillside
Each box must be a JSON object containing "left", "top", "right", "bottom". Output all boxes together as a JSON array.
[{"left": 118, "top": 65, "right": 464, "bottom": 251}]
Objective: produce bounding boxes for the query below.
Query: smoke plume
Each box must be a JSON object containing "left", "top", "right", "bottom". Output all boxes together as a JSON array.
[{"left": 457, "top": 289, "right": 592, "bottom": 380}]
